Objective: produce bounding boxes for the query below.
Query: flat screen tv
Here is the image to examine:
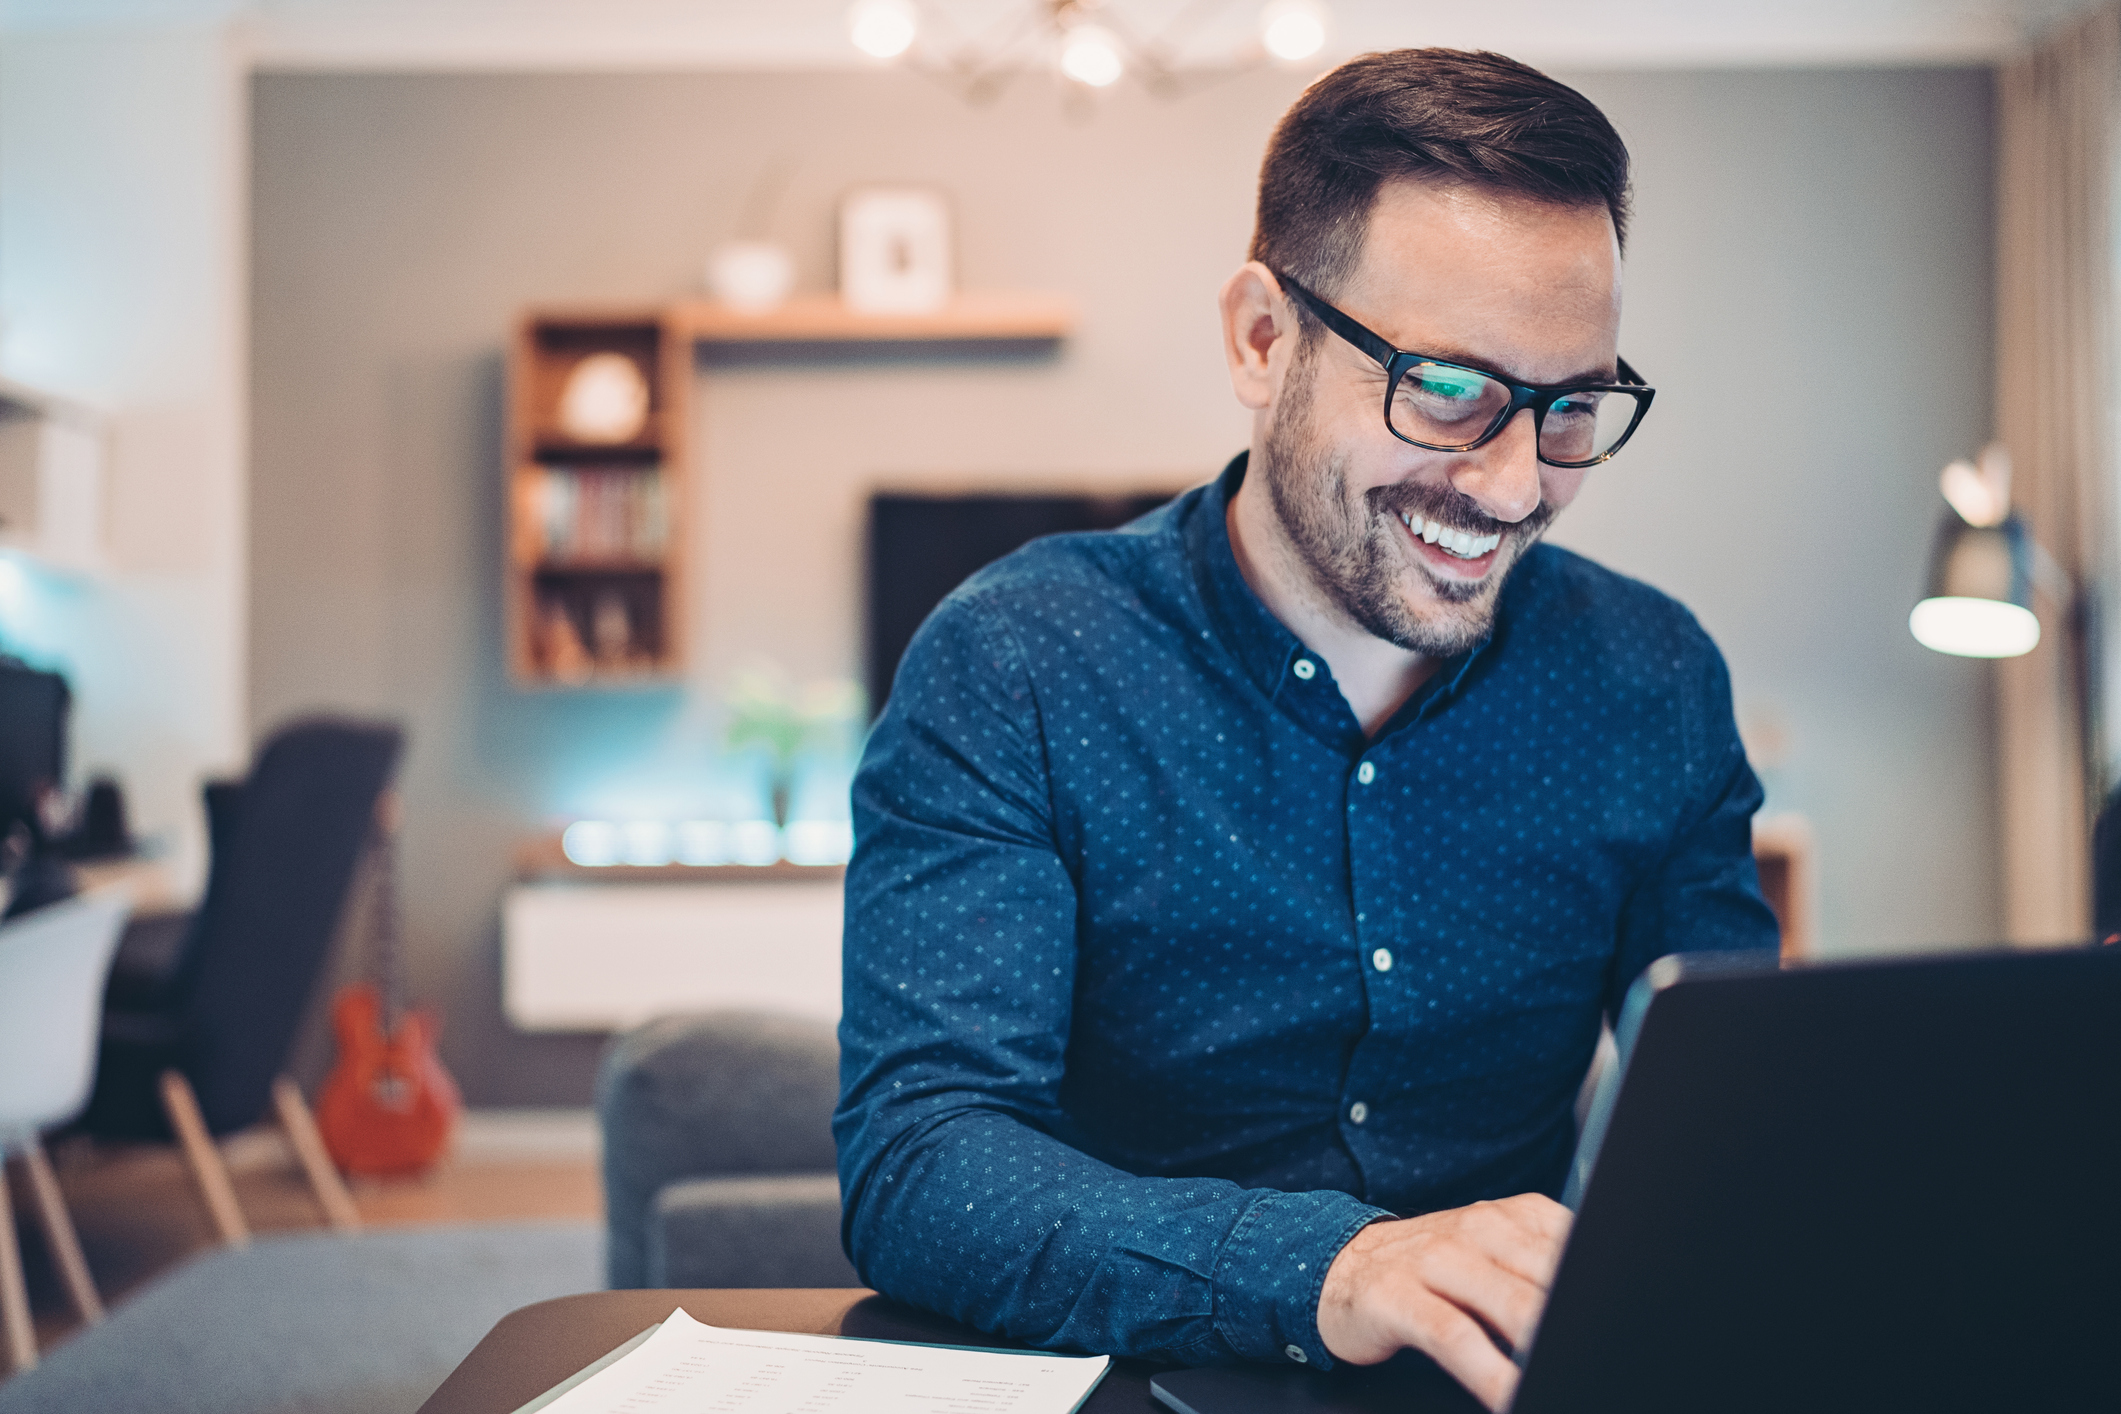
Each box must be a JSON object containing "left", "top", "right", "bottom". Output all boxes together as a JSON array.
[{"left": 865, "top": 490, "right": 1176, "bottom": 715}]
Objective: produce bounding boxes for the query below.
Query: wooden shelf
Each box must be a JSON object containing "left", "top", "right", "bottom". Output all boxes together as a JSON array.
[
  {"left": 530, "top": 558, "right": 667, "bottom": 575},
  {"left": 673, "top": 292, "right": 1075, "bottom": 344},
  {"left": 531, "top": 440, "right": 664, "bottom": 463},
  {"left": 538, "top": 667, "right": 680, "bottom": 690}
]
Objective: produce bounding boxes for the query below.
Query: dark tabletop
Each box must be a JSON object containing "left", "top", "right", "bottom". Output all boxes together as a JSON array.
[{"left": 414, "top": 1289, "right": 1479, "bottom": 1414}]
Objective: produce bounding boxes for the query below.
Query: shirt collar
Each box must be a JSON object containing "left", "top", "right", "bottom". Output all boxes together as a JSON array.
[
  {"left": 1182, "top": 451, "right": 1496, "bottom": 743},
  {"left": 1185, "top": 453, "right": 1309, "bottom": 702}
]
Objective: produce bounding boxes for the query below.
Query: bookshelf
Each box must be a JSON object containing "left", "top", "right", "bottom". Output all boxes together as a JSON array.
[
  {"left": 507, "top": 310, "right": 690, "bottom": 686},
  {"left": 506, "top": 293, "right": 1075, "bottom": 687}
]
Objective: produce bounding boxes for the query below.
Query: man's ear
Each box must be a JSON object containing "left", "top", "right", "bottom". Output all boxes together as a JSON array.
[{"left": 1218, "top": 261, "right": 1295, "bottom": 412}]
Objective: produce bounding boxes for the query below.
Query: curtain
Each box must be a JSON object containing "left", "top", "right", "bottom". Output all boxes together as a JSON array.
[{"left": 1993, "top": 3, "right": 2119, "bottom": 944}]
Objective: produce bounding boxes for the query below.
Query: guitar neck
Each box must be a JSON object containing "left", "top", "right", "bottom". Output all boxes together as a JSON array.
[{"left": 371, "top": 826, "right": 409, "bottom": 1034}]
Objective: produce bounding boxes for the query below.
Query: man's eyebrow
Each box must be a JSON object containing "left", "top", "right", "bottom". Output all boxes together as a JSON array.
[{"left": 1411, "top": 343, "right": 1618, "bottom": 387}]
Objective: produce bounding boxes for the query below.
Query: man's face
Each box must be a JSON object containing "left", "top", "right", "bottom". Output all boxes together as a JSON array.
[{"left": 1258, "top": 179, "right": 1623, "bottom": 656}]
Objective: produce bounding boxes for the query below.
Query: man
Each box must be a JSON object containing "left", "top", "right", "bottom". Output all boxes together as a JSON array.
[{"left": 834, "top": 49, "right": 1777, "bottom": 1413}]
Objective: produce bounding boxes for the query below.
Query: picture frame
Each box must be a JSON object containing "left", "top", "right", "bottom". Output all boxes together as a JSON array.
[{"left": 839, "top": 186, "right": 953, "bottom": 314}]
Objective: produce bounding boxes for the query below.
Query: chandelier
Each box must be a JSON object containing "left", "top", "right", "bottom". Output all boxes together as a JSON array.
[{"left": 846, "top": 0, "right": 1332, "bottom": 104}]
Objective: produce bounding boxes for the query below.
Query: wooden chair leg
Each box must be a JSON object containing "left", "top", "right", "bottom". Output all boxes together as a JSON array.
[
  {"left": 20, "top": 1137, "right": 102, "bottom": 1325},
  {"left": 270, "top": 1076, "right": 361, "bottom": 1233},
  {"left": 0, "top": 1156, "right": 35, "bottom": 1373},
  {"left": 158, "top": 1070, "right": 250, "bottom": 1249}
]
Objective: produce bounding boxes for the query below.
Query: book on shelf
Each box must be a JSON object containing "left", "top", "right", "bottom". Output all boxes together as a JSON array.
[{"left": 525, "top": 463, "right": 669, "bottom": 567}]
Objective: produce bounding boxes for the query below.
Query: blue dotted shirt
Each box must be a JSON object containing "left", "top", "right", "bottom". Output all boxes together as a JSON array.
[{"left": 835, "top": 453, "right": 1776, "bottom": 1369}]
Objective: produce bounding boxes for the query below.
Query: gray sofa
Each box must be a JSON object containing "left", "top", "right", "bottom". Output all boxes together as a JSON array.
[
  {"left": 0, "top": 1223, "right": 600, "bottom": 1414},
  {"left": 597, "top": 1010, "right": 859, "bottom": 1290}
]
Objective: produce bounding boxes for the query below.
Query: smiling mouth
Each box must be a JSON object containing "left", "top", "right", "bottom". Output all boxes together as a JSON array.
[{"left": 1397, "top": 510, "right": 1501, "bottom": 562}]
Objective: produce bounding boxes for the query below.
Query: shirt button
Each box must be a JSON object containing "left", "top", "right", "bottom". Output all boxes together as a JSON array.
[
  {"left": 1356, "top": 761, "right": 1376, "bottom": 785},
  {"left": 1348, "top": 1101, "right": 1369, "bottom": 1124},
  {"left": 1284, "top": 1344, "right": 1309, "bottom": 1364},
  {"left": 1372, "top": 948, "right": 1393, "bottom": 972},
  {"left": 1292, "top": 658, "right": 1316, "bottom": 680}
]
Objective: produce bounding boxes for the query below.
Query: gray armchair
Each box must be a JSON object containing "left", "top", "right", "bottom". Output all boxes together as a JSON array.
[{"left": 597, "top": 1010, "right": 859, "bottom": 1290}]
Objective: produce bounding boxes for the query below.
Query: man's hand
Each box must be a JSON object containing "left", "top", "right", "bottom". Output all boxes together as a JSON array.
[{"left": 1316, "top": 1195, "right": 1572, "bottom": 1413}]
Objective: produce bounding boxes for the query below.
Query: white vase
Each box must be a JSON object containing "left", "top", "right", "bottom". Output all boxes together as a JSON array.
[{"left": 706, "top": 241, "right": 796, "bottom": 314}]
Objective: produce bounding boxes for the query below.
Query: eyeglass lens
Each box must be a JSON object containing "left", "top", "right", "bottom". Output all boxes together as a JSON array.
[{"left": 1389, "top": 362, "right": 1646, "bottom": 464}]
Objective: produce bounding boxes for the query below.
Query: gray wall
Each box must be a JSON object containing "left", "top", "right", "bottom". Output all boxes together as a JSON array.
[{"left": 251, "top": 65, "right": 1996, "bottom": 1104}]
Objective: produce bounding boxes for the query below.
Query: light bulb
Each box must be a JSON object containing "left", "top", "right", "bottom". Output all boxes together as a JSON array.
[
  {"left": 561, "top": 820, "right": 620, "bottom": 867},
  {"left": 620, "top": 820, "right": 673, "bottom": 867},
  {"left": 1061, "top": 24, "right": 1125, "bottom": 87},
  {"left": 1909, "top": 596, "right": 2042, "bottom": 658},
  {"left": 1940, "top": 452, "right": 2010, "bottom": 528},
  {"left": 731, "top": 820, "right": 784, "bottom": 866},
  {"left": 785, "top": 820, "right": 855, "bottom": 867},
  {"left": 849, "top": 0, "right": 918, "bottom": 60},
  {"left": 676, "top": 821, "right": 730, "bottom": 866},
  {"left": 1260, "top": 0, "right": 1327, "bottom": 62}
]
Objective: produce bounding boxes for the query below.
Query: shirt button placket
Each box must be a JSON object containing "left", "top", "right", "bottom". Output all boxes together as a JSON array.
[{"left": 1349, "top": 758, "right": 1384, "bottom": 1144}]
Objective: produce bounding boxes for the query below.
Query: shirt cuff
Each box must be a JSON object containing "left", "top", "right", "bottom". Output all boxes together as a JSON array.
[{"left": 1210, "top": 1189, "right": 1391, "bottom": 1370}]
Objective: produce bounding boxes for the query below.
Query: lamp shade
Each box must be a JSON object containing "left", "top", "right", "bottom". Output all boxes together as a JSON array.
[{"left": 1909, "top": 512, "right": 2041, "bottom": 658}]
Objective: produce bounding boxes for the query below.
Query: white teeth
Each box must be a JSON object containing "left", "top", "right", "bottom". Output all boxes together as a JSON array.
[{"left": 1399, "top": 510, "right": 1501, "bottom": 559}]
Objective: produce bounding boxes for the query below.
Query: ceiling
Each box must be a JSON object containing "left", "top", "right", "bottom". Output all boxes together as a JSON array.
[{"left": 0, "top": 0, "right": 2107, "bottom": 70}]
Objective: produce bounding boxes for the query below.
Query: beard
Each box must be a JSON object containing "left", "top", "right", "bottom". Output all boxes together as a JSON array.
[{"left": 1260, "top": 345, "right": 1556, "bottom": 657}]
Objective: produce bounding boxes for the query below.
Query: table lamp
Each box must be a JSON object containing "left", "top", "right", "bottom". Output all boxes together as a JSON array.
[{"left": 1909, "top": 443, "right": 2043, "bottom": 659}]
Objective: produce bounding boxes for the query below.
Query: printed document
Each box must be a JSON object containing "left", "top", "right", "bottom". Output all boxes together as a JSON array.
[{"left": 534, "top": 1306, "right": 1110, "bottom": 1414}]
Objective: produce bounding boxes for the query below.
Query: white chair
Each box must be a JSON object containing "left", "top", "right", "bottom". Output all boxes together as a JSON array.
[{"left": 0, "top": 889, "right": 130, "bottom": 1375}]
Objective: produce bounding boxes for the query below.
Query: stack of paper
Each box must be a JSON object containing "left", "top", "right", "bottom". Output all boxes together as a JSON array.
[{"left": 524, "top": 1307, "right": 1111, "bottom": 1414}]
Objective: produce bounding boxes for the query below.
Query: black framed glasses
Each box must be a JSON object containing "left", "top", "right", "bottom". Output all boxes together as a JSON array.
[{"left": 1280, "top": 276, "right": 1656, "bottom": 469}]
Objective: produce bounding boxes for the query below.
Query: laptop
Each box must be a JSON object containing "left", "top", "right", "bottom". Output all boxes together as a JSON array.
[{"left": 1152, "top": 944, "right": 2121, "bottom": 1414}]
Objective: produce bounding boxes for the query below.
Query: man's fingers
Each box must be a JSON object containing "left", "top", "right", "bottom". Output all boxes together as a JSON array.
[
  {"left": 1505, "top": 1193, "right": 1574, "bottom": 1249},
  {"left": 1458, "top": 1198, "right": 1572, "bottom": 1291},
  {"left": 1420, "top": 1246, "right": 1550, "bottom": 1353},
  {"left": 1314, "top": 1193, "right": 1576, "bottom": 1403},
  {"left": 1401, "top": 1289, "right": 1522, "bottom": 1414}
]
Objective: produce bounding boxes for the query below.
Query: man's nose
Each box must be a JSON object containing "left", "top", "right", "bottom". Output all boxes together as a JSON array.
[{"left": 1448, "top": 408, "right": 1542, "bottom": 524}]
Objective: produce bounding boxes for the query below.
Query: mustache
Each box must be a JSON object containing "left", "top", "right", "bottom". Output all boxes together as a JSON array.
[{"left": 1368, "top": 480, "right": 1557, "bottom": 542}]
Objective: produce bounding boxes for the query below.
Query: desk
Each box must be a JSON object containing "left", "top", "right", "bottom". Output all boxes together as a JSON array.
[{"left": 415, "top": 1289, "right": 1477, "bottom": 1414}]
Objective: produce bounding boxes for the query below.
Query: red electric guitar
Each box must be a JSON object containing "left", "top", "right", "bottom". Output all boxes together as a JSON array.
[{"left": 317, "top": 798, "right": 461, "bottom": 1177}]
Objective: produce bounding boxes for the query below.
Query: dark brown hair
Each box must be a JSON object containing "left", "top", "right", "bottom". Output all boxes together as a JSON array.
[{"left": 1250, "top": 49, "right": 1632, "bottom": 300}]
